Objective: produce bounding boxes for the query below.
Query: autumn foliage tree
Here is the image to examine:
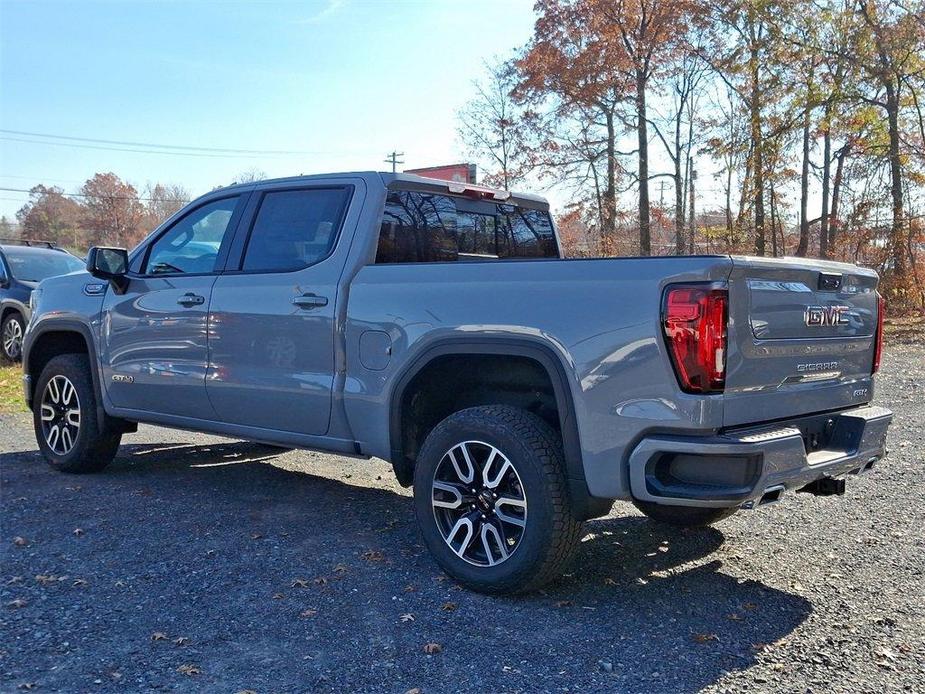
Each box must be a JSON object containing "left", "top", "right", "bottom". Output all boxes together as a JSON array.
[
  {"left": 15, "top": 185, "right": 84, "bottom": 248},
  {"left": 458, "top": 0, "right": 925, "bottom": 313},
  {"left": 79, "top": 173, "right": 146, "bottom": 247}
]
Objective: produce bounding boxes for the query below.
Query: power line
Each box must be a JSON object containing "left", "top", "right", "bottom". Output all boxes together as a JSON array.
[
  {"left": 1, "top": 136, "right": 286, "bottom": 159},
  {"left": 0, "top": 186, "right": 190, "bottom": 204},
  {"left": 0, "top": 128, "right": 359, "bottom": 157}
]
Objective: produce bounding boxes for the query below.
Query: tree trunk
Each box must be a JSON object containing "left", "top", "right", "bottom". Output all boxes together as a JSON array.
[
  {"left": 819, "top": 116, "right": 832, "bottom": 258},
  {"left": 637, "top": 70, "right": 651, "bottom": 256},
  {"left": 688, "top": 169, "right": 696, "bottom": 254},
  {"left": 830, "top": 144, "right": 848, "bottom": 250},
  {"left": 884, "top": 81, "right": 907, "bottom": 276},
  {"left": 796, "top": 102, "right": 811, "bottom": 256},
  {"left": 674, "top": 107, "right": 685, "bottom": 255},
  {"left": 770, "top": 182, "right": 778, "bottom": 256},
  {"left": 750, "top": 54, "right": 765, "bottom": 255},
  {"left": 724, "top": 163, "right": 733, "bottom": 246},
  {"left": 604, "top": 110, "right": 617, "bottom": 238}
]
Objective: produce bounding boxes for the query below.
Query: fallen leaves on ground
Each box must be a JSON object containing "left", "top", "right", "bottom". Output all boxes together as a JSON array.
[
  {"left": 299, "top": 609, "right": 318, "bottom": 618},
  {"left": 400, "top": 613, "right": 415, "bottom": 623},
  {"left": 12, "top": 537, "right": 28, "bottom": 547},
  {"left": 333, "top": 564, "right": 349, "bottom": 573},
  {"left": 35, "top": 574, "right": 63, "bottom": 585},
  {"left": 361, "top": 550, "right": 384, "bottom": 562},
  {"left": 6, "top": 599, "right": 28, "bottom": 609},
  {"left": 554, "top": 600, "right": 573, "bottom": 608},
  {"left": 693, "top": 633, "right": 719, "bottom": 644},
  {"left": 72, "top": 579, "right": 88, "bottom": 587},
  {"left": 177, "top": 664, "right": 201, "bottom": 676},
  {"left": 423, "top": 643, "right": 442, "bottom": 654},
  {"left": 151, "top": 632, "right": 168, "bottom": 642},
  {"left": 441, "top": 602, "right": 457, "bottom": 612},
  {"left": 290, "top": 578, "right": 310, "bottom": 588},
  {"left": 72, "top": 528, "right": 84, "bottom": 537},
  {"left": 173, "top": 637, "right": 190, "bottom": 646}
]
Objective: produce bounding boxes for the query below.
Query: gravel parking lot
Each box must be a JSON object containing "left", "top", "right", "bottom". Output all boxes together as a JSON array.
[{"left": 2, "top": 345, "right": 923, "bottom": 693}]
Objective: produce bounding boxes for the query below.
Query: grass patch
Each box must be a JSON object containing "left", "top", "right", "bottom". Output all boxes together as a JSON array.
[{"left": 0, "top": 363, "right": 27, "bottom": 413}]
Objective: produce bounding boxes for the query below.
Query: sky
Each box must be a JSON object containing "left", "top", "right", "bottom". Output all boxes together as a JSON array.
[{"left": 0, "top": 0, "right": 541, "bottom": 221}]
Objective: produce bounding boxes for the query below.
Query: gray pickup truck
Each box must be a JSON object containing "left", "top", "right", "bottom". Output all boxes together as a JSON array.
[{"left": 22, "top": 172, "right": 892, "bottom": 593}]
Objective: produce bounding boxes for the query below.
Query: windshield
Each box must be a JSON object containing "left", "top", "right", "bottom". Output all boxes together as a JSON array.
[{"left": 4, "top": 249, "right": 84, "bottom": 281}]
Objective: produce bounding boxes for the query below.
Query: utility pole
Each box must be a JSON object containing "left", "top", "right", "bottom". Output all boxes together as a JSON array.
[
  {"left": 384, "top": 151, "right": 404, "bottom": 173},
  {"left": 659, "top": 180, "right": 666, "bottom": 209}
]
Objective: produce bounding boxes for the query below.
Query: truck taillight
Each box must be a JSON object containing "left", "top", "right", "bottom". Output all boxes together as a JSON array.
[
  {"left": 872, "top": 293, "right": 885, "bottom": 373},
  {"left": 662, "top": 285, "right": 728, "bottom": 393}
]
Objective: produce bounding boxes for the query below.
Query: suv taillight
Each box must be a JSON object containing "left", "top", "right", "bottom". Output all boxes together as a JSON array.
[
  {"left": 662, "top": 284, "right": 728, "bottom": 393},
  {"left": 872, "top": 293, "right": 885, "bottom": 373}
]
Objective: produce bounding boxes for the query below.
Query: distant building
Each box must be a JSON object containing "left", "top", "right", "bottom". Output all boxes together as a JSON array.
[{"left": 404, "top": 163, "right": 477, "bottom": 184}]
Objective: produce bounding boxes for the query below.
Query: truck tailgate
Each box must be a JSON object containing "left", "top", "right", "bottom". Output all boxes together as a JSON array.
[{"left": 723, "top": 256, "right": 880, "bottom": 427}]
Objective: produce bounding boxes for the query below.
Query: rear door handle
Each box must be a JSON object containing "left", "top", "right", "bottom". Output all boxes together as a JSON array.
[
  {"left": 292, "top": 293, "right": 328, "bottom": 309},
  {"left": 177, "top": 293, "right": 205, "bottom": 307}
]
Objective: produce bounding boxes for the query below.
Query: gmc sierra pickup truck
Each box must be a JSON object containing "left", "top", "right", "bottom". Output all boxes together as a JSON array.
[{"left": 23, "top": 172, "right": 892, "bottom": 593}]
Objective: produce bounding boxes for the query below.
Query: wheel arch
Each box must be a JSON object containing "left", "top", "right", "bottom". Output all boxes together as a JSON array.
[
  {"left": 388, "top": 338, "right": 610, "bottom": 520},
  {"left": 24, "top": 321, "right": 108, "bottom": 434}
]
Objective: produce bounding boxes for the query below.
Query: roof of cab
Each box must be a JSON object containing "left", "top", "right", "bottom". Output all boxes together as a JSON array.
[
  {"left": 0, "top": 244, "right": 69, "bottom": 257},
  {"left": 211, "top": 171, "right": 549, "bottom": 209}
]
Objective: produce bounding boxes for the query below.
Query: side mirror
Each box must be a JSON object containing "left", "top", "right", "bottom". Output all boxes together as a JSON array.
[{"left": 86, "top": 247, "right": 130, "bottom": 294}]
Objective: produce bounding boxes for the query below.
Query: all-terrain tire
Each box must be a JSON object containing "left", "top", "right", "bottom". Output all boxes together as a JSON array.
[
  {"left": 413, "top": 405, "right": 583, "bottom": 594},
  {"left": 632, "top": 499, "right": 738, "bottom": 527},
  {"left": 33, "top": 353, "right": 121, "bottom": 473}
]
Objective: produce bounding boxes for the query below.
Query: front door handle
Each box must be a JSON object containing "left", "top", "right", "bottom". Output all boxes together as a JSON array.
[
  {"left": 177, "top": 293, "right": 205, "bottom": 307},
  {"left": 292, "top": 293, "right": 328, "bottom": 309}
]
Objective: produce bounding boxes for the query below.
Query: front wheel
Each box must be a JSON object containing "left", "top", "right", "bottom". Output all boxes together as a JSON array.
[
  {"left": 2, "top": 312, "right": 25, "bottom": 362},
  {"left": 633, "top": 499, "right": 738, "bottom": 528},
  {"left": 33, "top": 353, "right": 121, "bottom": 473},
  {"left": 413, "top": 405, "right": 582, "bottom": 594}
]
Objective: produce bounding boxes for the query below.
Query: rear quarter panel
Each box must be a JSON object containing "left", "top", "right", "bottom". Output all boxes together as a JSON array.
[{"left": 344, "top": 256, "right": 733, "bottom": 499}]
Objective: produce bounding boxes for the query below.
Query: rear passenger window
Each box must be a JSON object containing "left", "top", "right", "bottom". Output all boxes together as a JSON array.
[
  {"left": 376, "top": 190, "right": 558, "bottom": 263},
  {"left": 242, "top": 188, "right": 351, "bottom": 272}
]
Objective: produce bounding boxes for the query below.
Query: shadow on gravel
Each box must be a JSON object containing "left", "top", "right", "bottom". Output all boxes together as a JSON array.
[{"left": 2, "top": 440, "right": 813, "bottom": 692}]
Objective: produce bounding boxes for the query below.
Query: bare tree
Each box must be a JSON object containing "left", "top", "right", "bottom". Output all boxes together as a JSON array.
[{"left": 457, "top": 59, "right": 530, "bottom": 189}]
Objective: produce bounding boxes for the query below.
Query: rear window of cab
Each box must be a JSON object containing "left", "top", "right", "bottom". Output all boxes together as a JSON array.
[{"left": 376, "top": 190, "right": 558, "bottom": 263}]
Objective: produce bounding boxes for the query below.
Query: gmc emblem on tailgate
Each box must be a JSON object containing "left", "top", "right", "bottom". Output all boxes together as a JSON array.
[{"left": 804, "top": 305, "right": 850, "bottom": 326}]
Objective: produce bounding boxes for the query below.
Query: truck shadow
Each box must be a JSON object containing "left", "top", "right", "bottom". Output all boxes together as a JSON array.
[{"left": 2, "top": 439, "right": 812, "bottom": 692}]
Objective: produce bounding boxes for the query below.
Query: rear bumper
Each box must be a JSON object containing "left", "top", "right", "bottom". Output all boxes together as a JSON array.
[{"left": 628, "top": 405, "right": 892, "bottom": 508}]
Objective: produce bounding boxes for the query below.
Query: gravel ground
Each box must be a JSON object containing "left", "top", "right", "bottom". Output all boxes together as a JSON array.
[{"left": 1, "top": 345, "right": 923, "bottom": 693}]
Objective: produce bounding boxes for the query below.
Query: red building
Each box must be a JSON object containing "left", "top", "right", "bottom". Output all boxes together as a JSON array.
[{"left": 404, "top": 163, "right": 477, "bottom": 184}]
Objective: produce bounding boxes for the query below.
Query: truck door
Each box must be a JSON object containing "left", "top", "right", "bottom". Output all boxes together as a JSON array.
[
  {"left": 101, "top": 195, "right": 246, "bottom": 418},
  {"left": 206, "top": 181, "right": 361, "bottom": 436}
]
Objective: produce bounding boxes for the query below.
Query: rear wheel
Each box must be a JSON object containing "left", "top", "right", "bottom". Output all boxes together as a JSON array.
[
  {"left": 33, "top": 354, "right": 121, "bottom": 473},
  {"left": 2, "top": 312, "right": 25, "bottom": 362},
  {"left": 633, "top": 499, "right": 737, "bottom": 527},
  {"left": 413, "top": 405, "right": 582, "bottom": 594}
]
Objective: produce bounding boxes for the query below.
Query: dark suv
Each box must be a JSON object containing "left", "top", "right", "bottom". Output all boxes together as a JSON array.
[{"left": 0, "top": 239, "right": 84, "bottom": 362}]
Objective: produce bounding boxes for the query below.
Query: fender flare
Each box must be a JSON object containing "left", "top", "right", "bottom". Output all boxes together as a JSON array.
[
  {"left": 24, "top": 319, "right": 108, "bottom": 435},
  {"left": 388, "top": 337, "right": 609, "bottom": 519}
]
